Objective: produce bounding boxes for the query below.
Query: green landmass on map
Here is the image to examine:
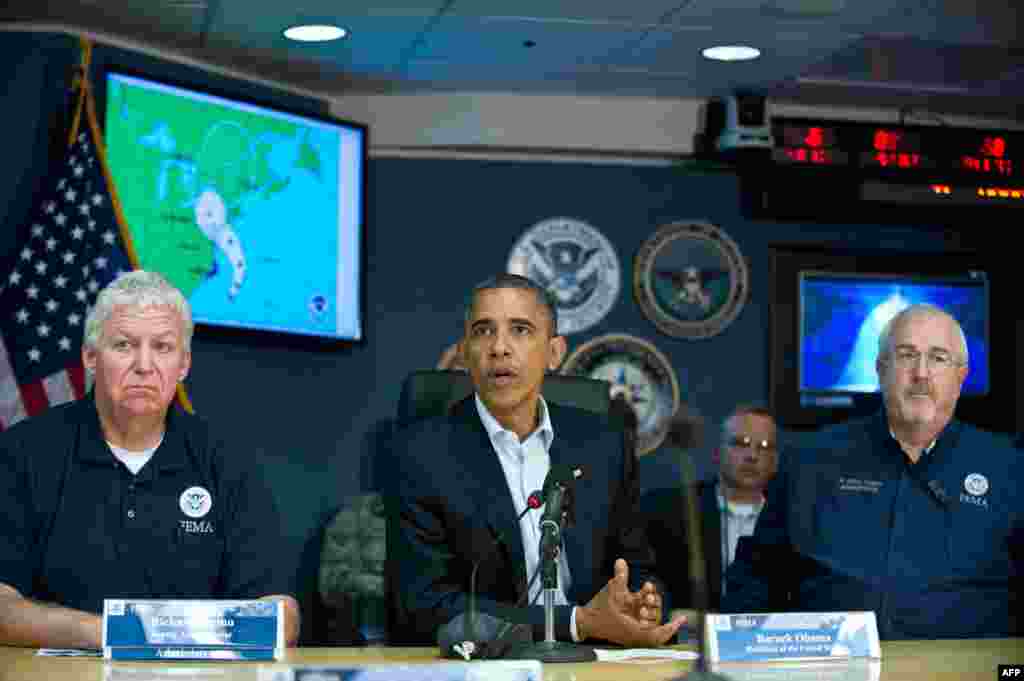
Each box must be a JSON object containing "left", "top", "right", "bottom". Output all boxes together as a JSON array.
[
  {"left": 296, "top": 140, "right": 321, "bottom": 179},
  {"left": 105, "top": 80, "right": 324, "bottom": 298}
]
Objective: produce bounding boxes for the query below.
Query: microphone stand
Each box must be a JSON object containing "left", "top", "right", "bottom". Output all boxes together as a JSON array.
[
  {"left": 458, "top": 500, "right": 538, "bottom": 658},
  {"left": 505, "top": 482, "right": 596, "bottom": 663},
  {"left": 674, "top": 444, "right": 731, "bottom": 681}
]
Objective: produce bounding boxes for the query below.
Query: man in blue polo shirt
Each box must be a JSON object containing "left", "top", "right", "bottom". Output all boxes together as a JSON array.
[
  {"left": 723, "top": 303, "right": 1022, "bottom": 639},
  {"left": 0, "top": 271, "right": 299, "bottom": 649}
]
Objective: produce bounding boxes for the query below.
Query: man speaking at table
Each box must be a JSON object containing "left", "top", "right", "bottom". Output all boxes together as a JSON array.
[
  {"left": 0, "top": 271, "right": 299, "bottom": 649},
  {"left": 723, "top": 303, "right": 1022, "bottom": 638},
  {"left": 388, "top": 273, "right": 685, "bottom": 649}
]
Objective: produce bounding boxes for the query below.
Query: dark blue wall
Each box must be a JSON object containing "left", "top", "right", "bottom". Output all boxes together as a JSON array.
[{"left": 3, "top": 31, "right": 1012, "bottom": 644}]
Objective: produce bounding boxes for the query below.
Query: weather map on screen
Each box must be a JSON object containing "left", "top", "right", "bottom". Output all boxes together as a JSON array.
[
  {"left": 104, "top": 72, "right": 364, "bottom": 340},
  {"left": 799, "top": 271, "right": 989, "bottom": 396}
]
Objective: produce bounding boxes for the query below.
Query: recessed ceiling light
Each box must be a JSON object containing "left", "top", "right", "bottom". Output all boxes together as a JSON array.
[
  {"left": 702, "top": 45, "right": 761, "bottom": 61},
  {"left": 284, "top": 24, "right": 347, "bottom": 42}
]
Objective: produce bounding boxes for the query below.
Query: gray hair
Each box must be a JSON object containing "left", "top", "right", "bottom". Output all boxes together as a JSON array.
[
  {"left": 876, "top": 303, "right": 968, "bottom": 364},
  {"left": 463, "top": 273, "right": 560, "bottom": 336},
  {"left": 720, "top": 403, "right": 775, "bottom": 445},
  {"left": 84, "top": 270, "right": 194, "bottom": 352}
]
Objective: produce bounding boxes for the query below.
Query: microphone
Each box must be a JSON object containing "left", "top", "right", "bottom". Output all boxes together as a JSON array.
[
  {"left": 503, "top": 463, "right": 596, "bottom": 663},
  {"left": 537, "top": 464, "right": 586, "bottom": 592},
  {"left": 671, "top": 416, "right": 731, "bottom": 681},
  {"left": 540, "top": 464, "right": 584, "bottom": 504},
  {"left": 540, "top": 463, "right": 584, "bottom": 534},
  {"left": 539, "top": 484, "right": 565, "bottom": 570},
  {"left": 440, "top": 492, "right": 543, "bottom": 660}
]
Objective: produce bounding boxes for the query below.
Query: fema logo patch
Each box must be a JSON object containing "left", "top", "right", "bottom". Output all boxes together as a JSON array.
[
  {"left": 634, "top": 221, "right": 749, "bottom": 339},
  {"left": 179, "top": 486, "right": 212, "bottom": 519},
  {"left": 963, "top": 473, "right": 989, "bottom": 497},
  {"left": 561, "top": 334, "right": 680, "bottom": 455},
  {"left": 507, "top": 217, "right": 620, "bottom": 335}
]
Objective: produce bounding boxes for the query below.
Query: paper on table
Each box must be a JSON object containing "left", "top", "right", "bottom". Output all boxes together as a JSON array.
[
  {"left": 594, "top": 648, "right": 699, "bottom": 662},
  {"left": 37, "top": 648, "right": 102, "bottom": 657}
]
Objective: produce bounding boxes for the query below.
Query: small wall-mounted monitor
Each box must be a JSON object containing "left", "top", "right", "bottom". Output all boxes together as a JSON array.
[
  {"left": 104, "top": 71, "right": 367, "bottom": 342},
  {"left": 798, "top": 270, "right": 990, "bottom": 401}
]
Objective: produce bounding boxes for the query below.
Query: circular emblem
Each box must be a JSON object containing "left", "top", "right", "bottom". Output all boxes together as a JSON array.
[
  {"left": 633, "top": 220, "right": 749, "bottom": 339},
  {"left": 179, "top": 486, "right": 213, "bottom": 518},
  {"left": 963, "top": 473, "right": 989, "bottom": 497},
  {"left": 309, "top": 293, "right": 329, "bottom": 320},
  {"left": 508, "top": 217, "right": 621, "bottom": 335},
  {"left": 561, "top": 334, "right": 680, "bottom": 455}
]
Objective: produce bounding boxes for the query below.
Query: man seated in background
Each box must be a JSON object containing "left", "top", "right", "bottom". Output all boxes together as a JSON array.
[
  {"left": 0, "top": 271, "right": 299, "bottom": 649},
  {"left": 388, "top": 273, "right": 684, "bottom": 647},
  {"left": 723, "top": 303, "right": 1022, "bottom": 639},
  {"left": 639, "top": 404, "right": 778, "bottom": 613}
]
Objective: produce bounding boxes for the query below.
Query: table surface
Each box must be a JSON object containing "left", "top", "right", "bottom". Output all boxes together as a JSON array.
[{"left": 0, "top": 639, "right": 1021, "bottom": 681}]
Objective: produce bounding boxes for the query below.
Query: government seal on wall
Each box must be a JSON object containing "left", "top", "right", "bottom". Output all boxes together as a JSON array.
[
  {"left": 508, "top": 217, "right": 620, "bottom": 336},
  {"left": 634, "top": 220, "right": 749, "bottom": 339},
  {"left": 561, "top": 334, "right": 680, "bottom": 455}
]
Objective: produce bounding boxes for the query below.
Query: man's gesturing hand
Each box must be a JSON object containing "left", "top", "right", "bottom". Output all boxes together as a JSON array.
[{"left": 577, "top": 559, "right": 686, "bottom": 647}]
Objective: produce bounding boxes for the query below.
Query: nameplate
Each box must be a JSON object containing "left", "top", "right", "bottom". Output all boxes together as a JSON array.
[
  {"left": 704, "top": 612, "right": 881, "bottom": 663},
  {"left": 102, "top": 599, "right": 284, "bottom": 661},
  {"left": 260, "top": 661, "right": 542, "bottom": 681},
  {"left": 708, "top": 659, "right": 881, "bottom": 681}
]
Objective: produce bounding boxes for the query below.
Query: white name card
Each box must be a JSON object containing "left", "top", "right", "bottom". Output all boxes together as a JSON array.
[
  {"left": 102, "top": 599, "right": 284, "bottom": 661},
  {"left": 259, "top": 661, "right": 542, "bottom": 681},
  {"left": 705, "top": 612, "right": 881, "bottom": 664}
]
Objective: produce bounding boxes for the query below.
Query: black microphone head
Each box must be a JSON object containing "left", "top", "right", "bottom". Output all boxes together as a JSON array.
[
  {"left": 541, "top": 463, "right": 585, "bottom": 500},
  {"left": 437, "top": 612, "right": 532, "bottom": 660}
]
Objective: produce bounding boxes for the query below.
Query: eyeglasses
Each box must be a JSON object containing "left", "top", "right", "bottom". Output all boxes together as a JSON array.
[
  {"left": 727, "top": 435, "right": 777, "bottom": 454},
  {"left": 885, "top": 348, "right": 965, "bottom": 372}
]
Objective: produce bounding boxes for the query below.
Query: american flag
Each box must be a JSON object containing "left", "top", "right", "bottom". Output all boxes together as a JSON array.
[{"left": 0, "top": 89, "right": 133, "bottom": 430}]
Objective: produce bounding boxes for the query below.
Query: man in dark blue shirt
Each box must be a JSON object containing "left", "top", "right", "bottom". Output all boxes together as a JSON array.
[
  {"left": 0, "top": 271, "right": 299, "bottom": 649},
  {"left": 723, "top": 303, "right": 1022, "bottom": 639}
]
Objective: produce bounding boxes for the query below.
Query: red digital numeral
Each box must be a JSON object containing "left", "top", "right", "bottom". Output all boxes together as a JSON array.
[
  {"left": 805, "top": 127, "right": 825, "bottom": 148},
  {"left": 981, "top": 136, "right": 1006, "bottom": 158}
]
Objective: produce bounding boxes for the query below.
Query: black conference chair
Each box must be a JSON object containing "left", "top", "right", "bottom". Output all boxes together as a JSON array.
[{"left": 394, "top": 369, "right": 613, "bottom": 428}]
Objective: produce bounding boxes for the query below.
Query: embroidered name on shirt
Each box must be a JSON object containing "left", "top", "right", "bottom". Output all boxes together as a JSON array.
[
  {"left": 959, "top": 493, "right": 989, "bottom": 509},
  {"left": 179, "top": 519, "right": 215, "bottom": 534},
  {"left": 838, "top": 477, "right": 884, "bottom": 494}
]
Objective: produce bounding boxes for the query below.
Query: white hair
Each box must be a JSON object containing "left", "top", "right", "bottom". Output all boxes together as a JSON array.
[
  {"left": 83, "top": 270, "right": 193, "bottom": 352},
  {"left": 877, "top": 303, "right": 968, "bottom": 364}
]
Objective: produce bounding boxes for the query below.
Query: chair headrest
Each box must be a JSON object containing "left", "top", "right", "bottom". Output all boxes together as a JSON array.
[{"left": 395, "top": 370, "right": 611, "bottom": 427}]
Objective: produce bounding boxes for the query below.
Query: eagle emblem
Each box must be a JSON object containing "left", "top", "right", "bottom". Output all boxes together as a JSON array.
[
  {"left": 179, "top": 486, "right": 213, "bottom": 518},
  {"left": 508, "top": 217, "right": 621, "bottom": 335}
]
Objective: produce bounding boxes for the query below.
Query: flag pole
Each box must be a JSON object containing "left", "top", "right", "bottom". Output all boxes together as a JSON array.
[
  {"left": 66, "top": 38, "right": 92, "bottom": 148},
  {"left": 75, "top": 37, "right": 195, "bottom": 414}
]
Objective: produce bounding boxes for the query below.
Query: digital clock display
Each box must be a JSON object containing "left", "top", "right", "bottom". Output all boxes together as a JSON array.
[
  {"left": 779, "top": 124, "right": 840, "bottom": 149},
  {"left": 958, "top": 134, "right": 1014, "bottom": 176},
  {"left": 859, "top": 129, "right": 934, "bottom": 169},
  {"left": 775, "top": 124, "right": 847, "bottom": 166},
  {"left": 770, "top": 119, "right": 1021, "bottom": 179},
  {"left": 773, "top": 147, "right": 849, "bottom": 166}
]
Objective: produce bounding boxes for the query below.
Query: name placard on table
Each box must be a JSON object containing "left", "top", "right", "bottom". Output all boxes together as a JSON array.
[
  {"left": 260, "top": 661, "right": 542, "bottom": 681},
  {"left": 102, "top": 599, "right": 284, "bottom": 661},
  {"left": 705, "top": 612, "right": 881, "bottom": 663}
]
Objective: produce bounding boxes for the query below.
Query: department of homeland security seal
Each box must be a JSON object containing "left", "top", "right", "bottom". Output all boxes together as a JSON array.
[
  {"left": 634, "top": 221, "right": 749, "bottom": 339},
  {"left": 561, "top": 334, "right": 680, "bottom": 455},
  {"left": 179, "top": 486, "right": 212, "bottom": 519},
  {"left": 508, "top": 217, "right": 620, "bottom": 335}
]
